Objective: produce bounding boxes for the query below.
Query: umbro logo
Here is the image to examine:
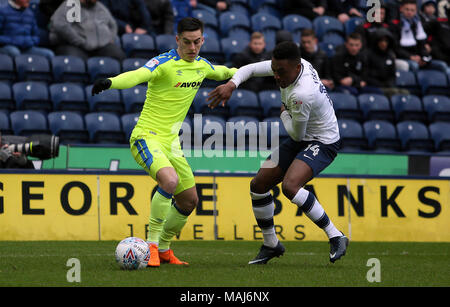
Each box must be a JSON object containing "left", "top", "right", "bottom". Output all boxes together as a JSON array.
[{"left": 174, "top": 81, "right": 202, "bottom": 88}]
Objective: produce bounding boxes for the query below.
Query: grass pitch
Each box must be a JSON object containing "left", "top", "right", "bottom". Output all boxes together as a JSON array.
[{"left": 0, "top": 241, "right": 448, "bottom": 287}]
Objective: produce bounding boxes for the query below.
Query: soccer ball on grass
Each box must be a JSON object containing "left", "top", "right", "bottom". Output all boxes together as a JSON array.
[{"left": 115, "top": 237, "right": 150, "bottom": 270}]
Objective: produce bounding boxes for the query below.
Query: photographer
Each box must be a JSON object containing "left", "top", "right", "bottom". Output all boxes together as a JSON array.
[{"left": 0, "top": 134, "right": 60, "bottom": 169}]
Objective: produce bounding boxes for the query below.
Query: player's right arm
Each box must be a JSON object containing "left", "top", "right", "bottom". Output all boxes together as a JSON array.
[
  {"left": 207, "top": 60, "right": 273, "bottom": 108},
  {"left": 91, "top": 67, "right": 152, "bottom": 96}
]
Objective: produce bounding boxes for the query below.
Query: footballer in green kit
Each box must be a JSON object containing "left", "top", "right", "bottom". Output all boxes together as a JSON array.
[{"left": 92, "top": 17, "right": 237, "bottom": 267}]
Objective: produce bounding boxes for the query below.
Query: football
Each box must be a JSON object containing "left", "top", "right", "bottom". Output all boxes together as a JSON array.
[{"left": 115, "top": 237, "right": 150, "bottom": 270}]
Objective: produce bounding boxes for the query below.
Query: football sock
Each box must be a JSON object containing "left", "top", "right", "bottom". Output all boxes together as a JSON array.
[
  {"left": 250, "top": 191, "right": 279, "bottom": 248},
  {"left": 158, "top": 202, "right": 190, "bottom": 251},
  {"left": 147, "top": 187, "right": 172, "bottom": 244},
  {"left": 291, "top": 188, "right": 341, "bottom": 239}
]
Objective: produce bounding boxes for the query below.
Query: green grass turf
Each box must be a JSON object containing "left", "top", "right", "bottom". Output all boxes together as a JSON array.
[{"left": 0, "top": 241, "right": 448, "bottom": 287}]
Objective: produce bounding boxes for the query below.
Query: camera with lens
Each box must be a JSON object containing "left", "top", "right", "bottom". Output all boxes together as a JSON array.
[{"left": 0, "top": 134, "right": 60, "bottom": 169}]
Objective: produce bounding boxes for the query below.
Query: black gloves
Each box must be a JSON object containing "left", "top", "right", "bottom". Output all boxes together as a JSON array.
[{"left": 92, "top": 79, "right": 112, "bottom": 96}]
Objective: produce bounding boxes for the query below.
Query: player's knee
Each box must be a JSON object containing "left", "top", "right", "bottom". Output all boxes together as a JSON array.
[
  {"left": 161, "top": 176, "right": 179, "bottom": 195},
  {"left": 250, "top": 177, "right": 266, "bottom": 194},
  {"left": 178, "top": 195, "right": 198, "bottom": 214},
  {"left": 281, "top": 180, "right": 299, "bottom": 200}
]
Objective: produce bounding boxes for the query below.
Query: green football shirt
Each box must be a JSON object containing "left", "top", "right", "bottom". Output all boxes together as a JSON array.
[{"left": 109, "top": 49, "right": 237, "bottom": 141}]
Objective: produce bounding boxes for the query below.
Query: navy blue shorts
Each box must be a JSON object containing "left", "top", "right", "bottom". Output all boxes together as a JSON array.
[{"left": 267, "top": 138, "right": 341, "bottom": 177}]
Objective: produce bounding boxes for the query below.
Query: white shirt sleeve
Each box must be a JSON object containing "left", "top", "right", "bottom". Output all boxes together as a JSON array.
[
  {"left": 230, "top": 60, "right": 273, "bottom": 88},
  {"left": 280, "top": 111, "right": 307, "bottom": 142}
]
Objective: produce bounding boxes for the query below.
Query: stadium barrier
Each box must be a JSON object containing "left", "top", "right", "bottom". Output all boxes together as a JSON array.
[{"left": 0, "top": 172, "right": 448, "bottom": 242}]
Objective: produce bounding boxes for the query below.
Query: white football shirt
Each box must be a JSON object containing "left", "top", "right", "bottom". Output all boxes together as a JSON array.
[{"left": 230, "top": 59, "right": 340, "bottom": 144}]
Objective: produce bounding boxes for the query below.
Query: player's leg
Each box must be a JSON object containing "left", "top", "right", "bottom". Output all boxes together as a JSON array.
[
  {"left": 248, "top": 139, "right": 299, "bottom": 264},
  {"left": 130, "top": 137, "right": 177, "bottom": 266},
  {"left": 157, "top": 147, "right": 197, "bottom": 265},
  {"left": 282, "top": 141, "right": 349, "bottom": 263}
]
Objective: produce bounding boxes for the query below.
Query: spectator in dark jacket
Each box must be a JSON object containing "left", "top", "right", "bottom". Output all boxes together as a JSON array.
[
  {"left": 0, "top": 0, "right": 55, "bottom": 60},
  {"left": 300, "top": 29, "right": 334, "bottom": 90},
  {"left": 49, "top": 0, "right": 126, "bottom": 61},
  {"left": 419, "top": 0, "right": 450, "bottom": 66},
  {"left": 282, "top": 0, "right": 327, "bottom": 20},
  {"left": 326, "top": 0, "right": 363, "bottom": 23},
  {"left": 331, "top": 32, "right": 383, "bottom": 95},
  {"left": 367, "top": 28, "right": 409, "bottom": 96},
  {"left": 100, "top": 0, "right": 153, "bottom": 36},
  {"left": 389, "top": 0, "right": 431, "bottom": 70},
  {"left": 144, "top": 0, "right": 174, "bottom": 35},
  {"left": 232, "top": 32, "right": 274, "bottom": 92}
]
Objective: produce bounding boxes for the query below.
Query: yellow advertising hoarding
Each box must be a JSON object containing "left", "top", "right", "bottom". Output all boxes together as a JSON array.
[{"left": 0, "top": 173, "right": 448, "bottom": 241}]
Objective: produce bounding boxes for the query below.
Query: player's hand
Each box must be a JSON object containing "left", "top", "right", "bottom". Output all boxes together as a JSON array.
[
  {"left": 92, "top": 79, "right": 112, "bottom": 96},
  {"left": 207, "top": 81, "right": 236, "bottom": 109}
]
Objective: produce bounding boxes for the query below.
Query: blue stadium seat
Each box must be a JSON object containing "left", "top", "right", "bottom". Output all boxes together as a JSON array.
[
  {"left": 229, "top": 1, "right": 250, "bottom": 16},
  {"left": 203, "top": 25, "right": 220, "bottom": 41},
  {"left": 338, "top": 119, "right": 367, "bottom": 151},
  {"left": 429, "top": 122, "right": 450, "bottom": 152},
  {"left": 0, "top": 82, "right": 14, "bottom": 111},
  {"left": 84, "top": 112, "right": 125, "bottom": 144},
  {"left": 10, "top": 110, "right": 49, "bottom": 136},
  {"left": 221, "top": 36, "right": 249, "bottom": 63},
  {"left": 156, "top": 34, "right": 177, "bottom": 53},
  {"left": 282, "top": 14, "right": 312, "bottom": 33},
  {"left": 358, "top": 93, "right": 394, "bottom": 122},
  {"left": 422, "top": 95, "right": 450, "bottom": 122},
  {"left": 228, "top": 115, "right": 260, "bottom": 150},
  {"left": 12, "top": 81, "right": 52, "bottom": 112},
  {"left": 48, "top": 111, "right": 89, "bottom": 144},
  {"left": 219, "top": 11, "right": 251, "bottom": 36},
  {"left": 121, "top": 33, "right": 157, "bottom": 59},
  {"left": 0, "top": 111, "right": 12, "bottom": 134},
  {"left": 390, "top": 94, "right": 426, "bottom": 123},
  {"left": 121, "top": 113, "right": 139, "bottom": 141},
  {"left": 329, "top": 92, "right": 362, "bottom": 121},
  {"left": 396, "top": 121, "right": 434, "bottom": 152},
  {"left": 193, "top": 9, "right": 218, "bottom": 29},
  {"left": 363, "top": 120, "right": 401, "bottom": 152},
  {"left": 85, "top": 85, "right": 124, "bottom": 114},
  {"left": 50, "top": 83, "right": 88, "bottom": 113},
  {"left": 228, "top": 89, "right": 262, "bottom": 119},
  {"left": 258, "top": 90, "right": 281, "bottom": 118},
  {"left": 87, "top": 57, "right": 121, "bottom": 83},
  {"left": 228, "top": 27, "right": 251, "bottom": 42},
  {"left": 319, "top": 41, "right": 337, "bottom": 58},
  {"left": 193, "top": 87, "right": 229, "bottom": 118},
  {"left": 200, "top": 36, "right": 224, "bottom": 64},
  {"left": 251, "top": 12, "right": 282, "bottom": 32},
  {"left": 52, "top": 55, "right": 88, "bottom": 83},
  {"left": 122, "top": 85, "right": 146, "bottom": 113},
  {"left": 262, "top": 116, "right": 289, "bottom": 146},
  {"left": 261, "top": 28, "right": 277, "bottom": 51},
  {"left": 321, "top": 32, "right": 345, "bottom": 46},
  {"left": 196, "top": 114, "right": 228, "bottom": 149},
  {"left": 0, "top": 54, "right": 15, "bottom": 82},
  {"left": 416, "top": 69, "right": 449, "bottom": 96},
  {"left": 14, "top": 54, "right": 52, "bottom": 82},
  {"left": 395, "top": 70, "right": 420, "bottom": 96},
  {"left": 312, "top": 16, "right": 344, "bottom": 40},
  {"left": 344, "top": 17, "right": 364, "bottom": 36},
  {"left": 122, "top": 58, "right": 147, "bottom": 72}
]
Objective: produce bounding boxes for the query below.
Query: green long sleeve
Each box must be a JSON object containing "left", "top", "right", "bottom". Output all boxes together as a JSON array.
[{"left": 108, "top": 67, "right": 152, "bottom": 89}]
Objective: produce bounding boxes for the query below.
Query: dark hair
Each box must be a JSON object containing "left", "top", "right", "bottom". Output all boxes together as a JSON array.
[
  {"left": 347, "top": 32, "right": 362, "bottom": 42},
  {"left": 177, "top": 17, "right": 204, "bottom": 34},
  {"left": 401, "top": 0, "right": 417, "bottom": 6},
  {"left": 272, "top": 41, "right": 301, "bottom": 62},
  {"left": 301, "top": 29, "right": 316, "bottom": 38}
]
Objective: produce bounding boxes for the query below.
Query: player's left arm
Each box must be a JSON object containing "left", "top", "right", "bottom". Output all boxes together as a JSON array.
[
  {"left": 206, "top": 65, "right": 238, "bottom": 81},
  {"left": 280, "top": 93, "right": 312, "bottom": 142},
  {"left": 91, "top": 67, "right": 152, "bottom": 95}
]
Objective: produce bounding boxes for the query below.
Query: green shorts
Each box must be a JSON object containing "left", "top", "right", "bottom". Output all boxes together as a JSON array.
[{"left": 130, "top": 128, "right": 195, "bottom": 195}]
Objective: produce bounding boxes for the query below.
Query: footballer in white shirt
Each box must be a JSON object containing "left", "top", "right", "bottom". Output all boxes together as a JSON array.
[{"left": 207, "top": 41, "right": 349, "bottom": 265}]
